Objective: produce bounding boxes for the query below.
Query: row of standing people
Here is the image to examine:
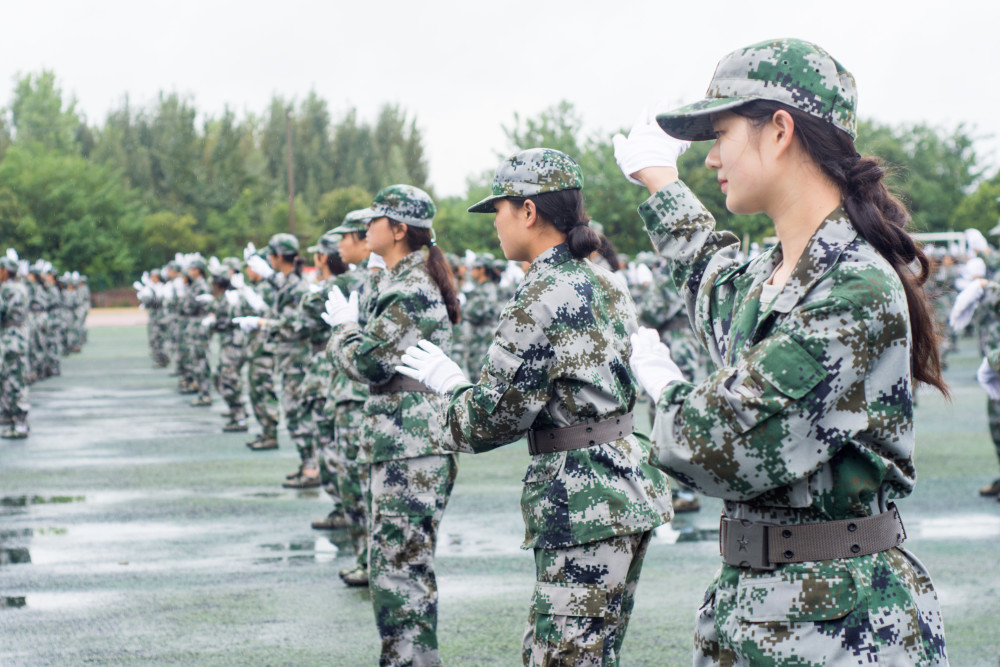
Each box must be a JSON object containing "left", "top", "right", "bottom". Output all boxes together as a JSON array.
[
  {"left": 135, "top": 36, "right": 949, "bottom": 666},
  {"left": 1, "top": 251, "right": 90, "bottom": 440}
]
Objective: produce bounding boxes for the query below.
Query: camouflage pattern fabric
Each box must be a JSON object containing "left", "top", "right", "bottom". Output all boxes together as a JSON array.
[
  {"left": 368, "top": 453, "right": 457, "bottom": 667},
  {"left": 294, "top": 274, "right": 337, "bottom": 484},
  {"left": 358, "top": 184, "right": 436, "bottom": 229},
  {"left": 183, "top": 276, "right": 214, "bottom": 400},
  {"left": 461, "top": 278, "right": 500, "bottom": 378},
  {"left": 44, "top": 280, "right": 65, "bottom": 375},
  {"left": 657, "top": 38, "right": 857, "bottom": 141},
  {"left": 269, "top": 271, "right": 310, "bottom": 464},
  {"left": 524, "top": 531, "right": 651, "bottom": 667},
  {"left": 446, "top": 243, "right": 673, "bottom": 550},
  {"left": 213, "top": 293, "right": 249, "bottom": 418},
  {"left": 638, "top": 180, "right": 948, "bottom": 664},
  {"left": 0, "top": 278, "right": 31, "bottom": 426},
  {"left": 329, "top": 251, "right": 456, "bottom": 464},
  {"left": 468, "top": 148, "right": 583, "bottom": 213},
  {"left": 328, "top": 250, "right": 457, "bottom": 665},
  {"left": 247, "top": 280, "right": 279, "bottom": 440},
  {"left": 972, "top": 281, "right": 1000, "bottom": 470}
]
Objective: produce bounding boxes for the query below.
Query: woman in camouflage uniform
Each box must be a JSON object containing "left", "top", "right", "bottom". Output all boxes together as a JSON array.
[
  {"left": 398, "top": 149, "right": 673, "bottom": 666},
  {"left": 615, "top": 39, "right": 949, "bottom": 664},
  {"left": 324, "top": 185, "right": 461, "bottom": 666}
]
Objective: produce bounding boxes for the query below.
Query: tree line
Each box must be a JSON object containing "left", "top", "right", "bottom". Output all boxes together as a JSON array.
[{"left": 1, "top": 71, "right": 997, "bottom": 290}]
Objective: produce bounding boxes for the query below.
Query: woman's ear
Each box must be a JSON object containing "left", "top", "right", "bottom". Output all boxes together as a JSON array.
[
  {"left": 771, "top": 109, "right": 796, "bottom": 156},
  {"left": 393, "top": 222, "right": 408, "bottom": 242},
  {"left": 522, "top": 199, "right": 538, "bottom": 228}
]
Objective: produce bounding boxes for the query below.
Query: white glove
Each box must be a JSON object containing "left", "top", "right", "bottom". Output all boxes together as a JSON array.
[
  {"left": 18, "top": 260, "right": 29, "bottom": 276},
  {"left": 246, "top": 254, "right": 274, "bottom": 279},
  {"left": 208, "top": 256, "right": 221, "bottom": 273},
  {"left": 172, "top": 277, "right": 187, "bottom": 297},
  {"left": 233, "top": 316, "right": 261, "bottom": 332},
  {"left": 243, "top": 242, "right": 257, "bottom": 261},
  {"left": 224, "top": 290, "right": 241, "bottom": 307},
  {"left": 200, "top": 314, "right": 217, "bottom": 328},
  {"left": 396, "top": 339, "right": 469, "bottom": 395},
  {"left": 978, "top": 358, "right": 1000, "bottom": 400},
  {"left": 137, "top": 286, "right": 153, "bottom": 302},
  {"left": 242, "top": 287, "right": 267, "bottom": 313},
  {"left": 629, "top": 327, "right": 685, "bottom": 401},
  {"left": 612, "top": 109, "right": 690, "bottom": 185},
  {"left": 195, "top": 294, "right": 215, "bottom": 304},
  {"left": 309, "top": 282, "right": 325, "bottom": 294},
  {"left": 321, "top": 288, "right": 359, "bottom": 328},
  {"left": 949, "top": 280, "right": 984, "bottom": 330},
  {"left": 132, "top": 280, "right": 144, "bottom": 291},
  {"left": 229, "top": 272, "right": 245, "bottom": 289},
  {"left": 5, "top": 248, "right": 18, "bottom": 261},
  {"left": 140, "top": 271, "right": 151, "bottom": 286},
  {"left": 369, "top": 253, "right": 387, "bottom": 270}
]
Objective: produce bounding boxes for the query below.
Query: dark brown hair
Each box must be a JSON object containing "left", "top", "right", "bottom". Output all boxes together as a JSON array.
[
  {"left": 389, "top": 221, "right": 461, "bottom": 324},
  {"left": 506, "top": 189, "right": 601, "bottom": 259},
  {"left": 325, "top": 253, "right": 348, "bottom": 276},
  {"left": 734, "top": 100, "right": 947, "bottom": 395}
]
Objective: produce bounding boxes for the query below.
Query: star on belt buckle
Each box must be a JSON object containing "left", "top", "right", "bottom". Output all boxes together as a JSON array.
[{"left": 720, "top": 517, "right": 775, "bottom": 570}]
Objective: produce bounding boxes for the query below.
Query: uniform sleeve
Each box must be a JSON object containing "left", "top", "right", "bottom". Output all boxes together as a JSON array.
[
  {"left": 330, "top": 287, "right": 440, "bottom": 386},
  {"left": 446, "top": 306, "right": 554, "bottom": 454},
  {"left": 638, "top": 181, "right": 741, "bottom": 361},
  {"left": 650, "top": 296, "right": 870, "bottom": 500}
]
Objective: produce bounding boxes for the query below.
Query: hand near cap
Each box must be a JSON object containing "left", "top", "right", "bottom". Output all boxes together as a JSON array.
[
  {"left": 229, "top": 272, "right": 245, "bottom": 289},
  {"left": 321, "top": 287, "right": 359, "bottom": 328},
  {"left": 612, "top": 108, "right": 689, "bottom": 191},
  {"left": 629, "top": 327, "right": 685, "bottom": 402},
  {"left": 246, "top": 255, "right": 274, "bottom": 280},
  {"left": 396, "top": 340, "right": 469, "bottom": 395}
]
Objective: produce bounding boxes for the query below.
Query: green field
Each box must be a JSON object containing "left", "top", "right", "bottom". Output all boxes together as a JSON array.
[{"left": 1, "top": 326, "right": 998, "bottom": 665}]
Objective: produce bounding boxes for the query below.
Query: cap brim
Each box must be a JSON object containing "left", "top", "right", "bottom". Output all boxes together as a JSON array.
[
  {"left": 467, "top": 194, "right": 503, "bottom": 214},
  {"left": 656, "top": 96, "right": 759, "bottom": 141},
  {"left": 306, "top": 244, "right": 321, "bottom": 253}
]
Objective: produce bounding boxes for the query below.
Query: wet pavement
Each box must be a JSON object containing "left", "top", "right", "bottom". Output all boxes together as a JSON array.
[{"left": 1, "top": 325, "right": 999, "bottom": 665}]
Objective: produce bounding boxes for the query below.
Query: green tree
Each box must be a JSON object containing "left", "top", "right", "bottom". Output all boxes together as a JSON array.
[
  {"left": 315, "top": 186, "right": 373, "bottom": 231},
  {"left": 8, "top": 71, "right": 82, "bottom": 154}
]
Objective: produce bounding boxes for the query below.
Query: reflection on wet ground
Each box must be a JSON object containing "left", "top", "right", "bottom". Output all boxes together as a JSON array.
[{"left": 254, "top": 536, "right": 341, "bottom": 564}]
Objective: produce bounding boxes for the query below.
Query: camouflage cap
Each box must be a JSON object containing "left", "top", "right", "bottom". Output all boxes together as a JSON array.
[
  {"left": 267, "top": 232, "right": 300, "bottom": 256},
  {"left": 330, "top": 208, "right": 373, "bottom": 234},
  {"left": 187, "top": 254, "right": 208, "bottom": 273},
  {"left": 472, "top": 252, "right": 495, "bottom": 269},
  {"left": 468, "top": 148, "right": 583, "bottom": 213},
  {"left": 307, "top": 230, "right": 342, "bottom": 257},
  {"left": 0, "top": 256, "right": 17, "bottom": 273},
  {"left": 358, "top": 185, "right": 435, "bottom": 229},
  {"left": 222, "top": 257, "right": 243, "bottom": 272},
  {"left": 657, "top": 38, "right": 857, "bottom": 141}
]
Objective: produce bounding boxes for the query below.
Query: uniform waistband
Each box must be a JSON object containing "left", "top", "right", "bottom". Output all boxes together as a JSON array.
[
  {"left": 527, "top": 411, "right": 634, "bottom": 456},
  {"left": 719, "top": 503, "right": 906, "bottom": 570}
]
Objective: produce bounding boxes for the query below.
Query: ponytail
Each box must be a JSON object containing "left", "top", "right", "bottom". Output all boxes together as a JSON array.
[
  {"left": 392, "top": 222, "right": 461, "bottom": 325},
  {"left": 506, "top": 190, "right": 601, "bottom": 259},
  {"left": 735, "top": 101, "right": 947, "bottom": 395}
]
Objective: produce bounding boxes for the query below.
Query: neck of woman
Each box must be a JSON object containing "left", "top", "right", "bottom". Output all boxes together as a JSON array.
[{"left": 382, "top": 242, "right": 414, "bottom": 270}]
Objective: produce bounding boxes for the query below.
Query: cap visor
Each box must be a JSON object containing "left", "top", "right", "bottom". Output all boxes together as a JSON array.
[
  {"left": 656, "top": 96, "right": 759, "bottom": 141},
  {"left": 467, "top": 194, "right": 502, "bottom": 214},
  {"left": 306, "top": 244, "right": 321, "bottom": 253}
]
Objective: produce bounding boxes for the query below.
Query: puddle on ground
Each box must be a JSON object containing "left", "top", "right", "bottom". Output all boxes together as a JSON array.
[
  {"left": 253, "top": 536, "right": 340, "bottom": 565},
  {"left": 1, "top": 495, "right": 86, "bottom": 507},
  {"left": 912, "top": 514, "right": 1000, "bottom": 540}
]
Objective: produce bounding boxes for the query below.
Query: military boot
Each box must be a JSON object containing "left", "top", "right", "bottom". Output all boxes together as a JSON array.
[
  {"left": 222, "top": 418, "right": 248, "bottom": 432},
  {"left": 248, "top": 437, "right": 278, "bottom": 451},
  {"left": 311, "top": 511, "right": 348, "bottom": 530},
  {"left": 189, "top": 396, "right": 213, "bottom": 407},
  {"left": 1, "top": 424, "right": 29, "bottom": 439},
  {"left": 282, "top": 471, "right": 320, "bottom": 489},
  {"left": 339, "top": 565, "right": 369, "bottom": 587},
  {"left": 979, "top": 477, "right": 1000, "bottom": 497}
]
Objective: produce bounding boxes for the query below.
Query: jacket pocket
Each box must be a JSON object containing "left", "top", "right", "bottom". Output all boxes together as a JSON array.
[{"left": 735, "top": 561, "right": 857, "bottom": 623}]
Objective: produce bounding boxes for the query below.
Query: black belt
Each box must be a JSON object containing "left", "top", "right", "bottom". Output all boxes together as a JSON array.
[
  {"left": 720, "top": 503, "right": 906, "bottom": 570},
  {"left": 527, "top": 411, "right": 634, "bottom": 456},
  {"left": 370, "top": 374, "right": 433, "bottom": 394}
]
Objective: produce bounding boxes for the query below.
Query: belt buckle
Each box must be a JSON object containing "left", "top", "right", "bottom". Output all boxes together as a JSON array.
[
  {"left": 721, "top": 518, "right": 776, "bottom": 570},
  {"left": 526, "top": 430, "right": 539, "bottom": 455}
]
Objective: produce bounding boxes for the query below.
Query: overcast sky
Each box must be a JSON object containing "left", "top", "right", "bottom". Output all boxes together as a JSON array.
[{"left": 2, "top": 0, "right": 997, "bottom": 197}]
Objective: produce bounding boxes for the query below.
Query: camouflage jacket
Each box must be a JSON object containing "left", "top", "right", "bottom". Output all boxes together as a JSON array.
[
  {"left": 297, "top": 275, "right": 336, "bottom": 396},
  {"left": 180, "top": 277, "right": 212, "bottom": 319},
  {"left": 246, "top": 279, "right": 277, "bottom": 358},
  {"left": 268, "top": 271, "right": 308, "bottom": 356},
  {"left": 0, "top": 279, "right": 29, "bottom": 355},
  {"left": 326, "top": 261, "right": 373, "bottom": 406},
  {"left": 445, "top": 243, "right": 672, "bottom": 549},
  {"left": 973, "top": 281, "right": 1000, "bottom": 358},
  {"left": 640, "top": 180, "right": 916, "bottom": 525},
  {"left": 329, "top": 250, "right": 454, "bottom": 464}
]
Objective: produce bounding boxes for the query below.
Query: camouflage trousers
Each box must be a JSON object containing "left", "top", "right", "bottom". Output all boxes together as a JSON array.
[
  {"left": 333, "top": 401, "right": 366, "bottom": 567},
  {"left": 46, "top": 320, "right": 63, "bottom": 376},
  {"left": 248, "top": 350, "right": 278, "bottom": 439},
  {"left": 694, "top": 548, "right": 948, "bottom": 666},
  {"left": 148, "top": 312, "right": 170, "bottom": 366},
  {"left": 523, "top": 531, "right": 651, "bottom": 667},
  {"left": 987, "top": 398, "right": 1000, "bottom": 469},
  {"left": 368, "top": 454, "right": 458, "bottom": 667},
  {"left": 216, "top": 341, "right": 246, "bottom": 416},
  {"left": 1, "top": 352, "right": 30, "bottom": 425},
  {"left": 276, "top": 349, "right": 311, "bottom": 465},
  {"left": 189, "top": 324, "right": 212, "bottom": 399}
]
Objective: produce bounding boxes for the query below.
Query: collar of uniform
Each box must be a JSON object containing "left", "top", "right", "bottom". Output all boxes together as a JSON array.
[
  {"left": 524, "top": 243, "right": 572, "bottom": 281},
  {"left": 770, "top": 205, "right": 857, "bottom": 314},
  {"left": 388, "top": 249, "right": 424, "bottom": 278}
]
